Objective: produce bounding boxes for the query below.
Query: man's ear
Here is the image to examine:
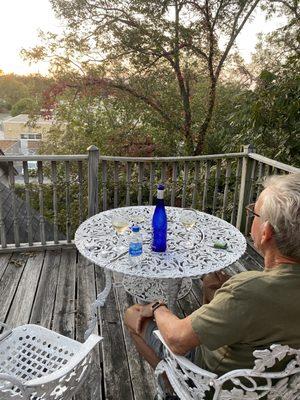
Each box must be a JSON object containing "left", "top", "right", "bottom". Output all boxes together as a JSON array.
[{"left": 261, "top": 221, "right": 274, "bottom": 245}]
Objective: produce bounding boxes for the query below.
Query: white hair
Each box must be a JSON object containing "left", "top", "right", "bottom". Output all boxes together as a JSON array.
[{"left": 260, "top": 173, "right": 300, "bottom": 260}]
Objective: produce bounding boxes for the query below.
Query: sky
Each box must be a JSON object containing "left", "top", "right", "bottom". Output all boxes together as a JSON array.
[{"left": 0, "top": 0, "right": 286, "bottom": 76}]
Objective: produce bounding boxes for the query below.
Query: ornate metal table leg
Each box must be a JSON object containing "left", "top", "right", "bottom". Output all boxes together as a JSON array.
[
  {"left": 167, "top": 279, "right": 182, "bottom": 312},
  {"left": 122, "top": 275, "right": 192, "bottom": 304},
  {"left": 84, "top": 270, "right": 112, "bottom": 340}
]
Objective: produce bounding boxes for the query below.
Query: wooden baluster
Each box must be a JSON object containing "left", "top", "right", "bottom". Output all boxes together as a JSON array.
[
  {"left": 192, "top": 162, "right": 200, "bottom": 209},
  {"left": 102, "top": 160, "right": 108, "bottom": 211},
  {"left": 138, "top": 162, "right": 144, "bottom": 205},
  {"left": 77, "top": 161, "right": 83, "bottom": 224},
  {"left": 274, "top": 167, "right": 280, "bottom": 175},
  {"left": 8, "top": 162, "right": 20, "bottom": 247},
  {"left": 87, "top": 145, "right": 99, "bottom": 216},
  {"left": 202, "top": 160, "right": 211, "bottom": 212},
  {"left": 256, "top": 162, "right": 264, "bottom": 197},
  {"left": 65, "top": 161, "right": 71, "bottom": 243},
  {"left": 23, "top": 161, "right": 33, "bottom": 246},
  {"left": 51, "top": 161, "right": 59, "bottom": 244},
  {"left": 113, "top": 161, "right": 119, "bottom": 208},
  {"left": 245, "top": 160, "right": 257, "bottom": 235},
  {"left": 249, "top": 160, "right": 258, "bottom": 203},
  {"left": 265, "top": 164, "right": 271, "bottom": 177},
  {"left": 221, "top": 160, "right": 232, "bottom": 220},
  {"left": 236, "top": 145, "right": 256, "bottom": 232},
  {"left": 181, "top": 162, "right": 189, "bottom": 208},
  {"left": 0, "top": 177, "right": 6, "bottom": 248},
  {"left": 37, "top": 161, "right": 46, "bottom": 245},
  {"left": 125, "top": 162, "right": 132, "bottom": 206},
  {"left": 212, "top": 160, "right": 221, "bottom": 215},
  {"left": 171, "top": 162, "right": 177, "bottom": 207},
  {"left": 160, "top": 162, "right": 166, "bottom": 185},
  {"left": 230, "top": 158, "right": 242, "bottom": 225},
  {"left": 149, "top": 162, "right": 155, "bottom": 205}
]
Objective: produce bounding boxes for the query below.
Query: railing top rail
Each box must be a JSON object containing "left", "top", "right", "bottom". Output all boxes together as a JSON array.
[
  {"left": 249, "top": 153, "right": 300, "bottom": 174},
  {"left": 98, "top": 152, "right": 245, "bottom": 162},
  {"left": 0, "top": 155, "right": 88, "bottom": 162}
]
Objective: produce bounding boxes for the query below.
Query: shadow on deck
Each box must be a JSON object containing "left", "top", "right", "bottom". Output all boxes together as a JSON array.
[{"left": 0, "top": 244, "right": 263, "bottom": 400}]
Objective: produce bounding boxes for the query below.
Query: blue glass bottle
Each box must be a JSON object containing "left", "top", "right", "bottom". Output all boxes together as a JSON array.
[{"left": 152, "top": 184, "right": 167, "bottom": 252}]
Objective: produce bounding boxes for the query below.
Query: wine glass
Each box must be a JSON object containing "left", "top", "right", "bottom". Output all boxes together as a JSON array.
[
  {"left": 111, "top": 215, "right": 129, "bottom": 252},
  {"left": 180, "top": 209, "right": 197, "bottom": 249}
]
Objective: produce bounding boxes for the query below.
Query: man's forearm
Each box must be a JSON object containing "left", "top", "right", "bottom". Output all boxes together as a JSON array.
[{"left": 153, "top": 306, "right": 200, "bottom": 355}]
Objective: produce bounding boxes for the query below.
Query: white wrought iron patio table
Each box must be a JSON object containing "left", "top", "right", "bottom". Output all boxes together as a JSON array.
[{"left": 75, "top": 206, "right": 246, "bottom": 338}]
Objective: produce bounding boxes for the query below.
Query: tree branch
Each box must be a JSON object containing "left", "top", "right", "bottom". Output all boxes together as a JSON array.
[
  {"left": 81, "top": 78, "right": 182, "bottom": 131},
  {"left": 215, "top": 0, "right": 261, "bottom": 79}
]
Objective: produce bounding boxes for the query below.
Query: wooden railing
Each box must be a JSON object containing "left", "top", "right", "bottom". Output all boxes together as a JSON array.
[{"left": 0, "top": 145, "right": 298, "bottom": 252}]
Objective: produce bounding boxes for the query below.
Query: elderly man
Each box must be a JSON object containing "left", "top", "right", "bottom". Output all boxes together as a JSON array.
[{"left": 124, "top": 173, "right": 300, "bottom": 398}]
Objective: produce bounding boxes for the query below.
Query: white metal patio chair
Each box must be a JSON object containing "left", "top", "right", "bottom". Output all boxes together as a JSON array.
[
  {"left": 0, "top": 322, "right": 102, "bottom": 399},
  {"left": 154, "top": 330, "right": 300, "bottom": 400}
]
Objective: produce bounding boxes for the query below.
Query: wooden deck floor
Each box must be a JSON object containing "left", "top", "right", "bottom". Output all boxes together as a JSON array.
[{"left": 0, "top": 245, "right": 263, "bottom": 400}]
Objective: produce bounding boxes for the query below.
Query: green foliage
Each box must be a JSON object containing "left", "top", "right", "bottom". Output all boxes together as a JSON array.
[
  {"left": 25, "top": 0, "right": 264, "bottom": 154},
  {"left": 10, "top": 0, "right": 297, "bottom": 167},
  {"left": 11, "top": 98, "right": 36, "bottom": 117},
  {"left": 0, "top": 73, "right": 52, "bottom": 110},
  {"left": 226, "top": 58, "right": 300, "bottom": 166},
  {"left": 0, "top": 99, "right": 11, "bottom": 112},
  {"left": 15, "top": 162, "right": 89, "bottom": 238}
]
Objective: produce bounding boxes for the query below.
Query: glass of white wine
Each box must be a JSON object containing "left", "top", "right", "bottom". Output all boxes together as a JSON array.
[
  {"left": 180, "top": 209, "right": 197, "bottom": 249},
  {"left": 111, "top": 215, "right": 129, "bottom": 252}
]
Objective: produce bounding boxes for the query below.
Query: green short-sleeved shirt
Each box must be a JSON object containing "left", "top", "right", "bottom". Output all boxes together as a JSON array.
[{"left": 190, "top": 264, "right": 300, "bottom": 375}]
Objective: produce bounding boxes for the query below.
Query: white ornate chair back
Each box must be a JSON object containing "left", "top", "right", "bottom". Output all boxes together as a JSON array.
[
  {"left": 154, "top": 331, "right": 300, "bottom": 400},
  {"left": 0, "top": 323, "right": 102, "bottom": 400}
]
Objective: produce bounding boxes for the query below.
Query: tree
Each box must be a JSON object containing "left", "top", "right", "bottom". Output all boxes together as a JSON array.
[
  {"left": 224, "top": 0, "right": 300, "bottom": 166},
  {"left": 24, "top": 0, "right": 263, "bottom": 155},
  {"left": 11, "top": 97, "right": 36, "bottom": 117},
  {"left": 0, "top": 73, "right": 53, "bottom": 110},
  {"left": 0, "top": 74, "right": 29, "bottom": 107},
  {"left": 226, "top": 58, "right": 300, "bottom": 166}
]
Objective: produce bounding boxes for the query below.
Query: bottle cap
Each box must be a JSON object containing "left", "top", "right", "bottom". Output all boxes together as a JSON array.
[
  {"left": 132, "top": 225, "right": 140, "bottom": 232},
  {"left": 157, "top": 184, "right": 165, "bottom": 190}
]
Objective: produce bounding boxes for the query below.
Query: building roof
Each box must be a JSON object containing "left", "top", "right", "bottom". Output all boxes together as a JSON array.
[
  {"left": 0, "top": 140, "right": 19, "bottom": 151},
  {"left": 4, "top": 114, "right": 55, "bottom": 125}
]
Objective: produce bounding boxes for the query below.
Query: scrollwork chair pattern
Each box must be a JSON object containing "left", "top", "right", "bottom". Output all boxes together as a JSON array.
[
  {"left": 0, "top": 324, "right": 101, "bottom": 400},
  {"left": 154, "top": 331, "right": 300, "bottom": 400}
]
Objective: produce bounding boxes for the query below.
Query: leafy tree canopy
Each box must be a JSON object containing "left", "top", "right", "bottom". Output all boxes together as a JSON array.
[
  {"left": 24, "top": 0, "right": 265, "bottom": 155},
  {"left": 0, "top": 74, "right": 53, "bottom": 110},
  {"left": 11, "top": 97, "right": 37, "bottom": 117}
]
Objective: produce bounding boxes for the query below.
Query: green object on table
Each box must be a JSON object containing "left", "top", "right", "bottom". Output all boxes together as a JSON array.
[{"left": 213, "top": 242, "right": 228, "bottom": 249}]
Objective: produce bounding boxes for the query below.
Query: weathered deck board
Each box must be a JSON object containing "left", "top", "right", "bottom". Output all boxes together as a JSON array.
[
  {"left": 0, "top": 252, "right": 29, "bottom": 322},
  {"left": 96, "top": 268, "right": 135, "bottom": 400},
  {"left": 75, "top": 254, "right": 103, "bottom": 400},
  {"left": 0, "top": 245, "right": 264, "bottom": 400},
  {"left": 52, "top": 248, "right": 77, "bottom": 338},
  {"left": 30, "top": 249, "right": 62, "bottom": 328},
  {"left": 114, "top": 282, "right": 157, "bottom": 400},
  {"left": 6, "top": 251, "right": 44, "bottom": 327}
]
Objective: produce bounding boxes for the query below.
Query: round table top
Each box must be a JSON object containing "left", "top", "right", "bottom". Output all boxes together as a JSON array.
[{"left": 75, "top": 206, "right": 247, "bottom": 279}]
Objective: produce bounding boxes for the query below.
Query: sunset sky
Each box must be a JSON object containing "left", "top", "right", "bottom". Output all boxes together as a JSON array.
[{"left": 0, "top": 0, "right": 285, "bottom": 76}]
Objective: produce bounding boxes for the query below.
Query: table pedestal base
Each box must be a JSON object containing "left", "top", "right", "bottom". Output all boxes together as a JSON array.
[
  {"left": 85, "top": 273, "right": 193, "bottom": 339},
  {"left": 84, "top": 270, "right": 112, "bottom": 340},
  {"left": 122, "top": 276, "right": 193, "bottom": 307}
]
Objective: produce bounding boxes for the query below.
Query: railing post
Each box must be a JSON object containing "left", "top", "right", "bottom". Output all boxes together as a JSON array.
[
  {"left": 88, "top": 145, "right": 99, "bottom": 217},
  {"left": 236, "top": 144, "right": 255, "bottom": 232}
]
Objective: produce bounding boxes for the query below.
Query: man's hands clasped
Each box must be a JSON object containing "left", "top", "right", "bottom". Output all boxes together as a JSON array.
[{"left": 135, "top": 303, "right": 154, "bottom": 334}]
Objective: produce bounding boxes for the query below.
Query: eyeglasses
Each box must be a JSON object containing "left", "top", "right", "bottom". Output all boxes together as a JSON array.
[{"left": 245, "top": 203, "right": 261, "bottom": 218}]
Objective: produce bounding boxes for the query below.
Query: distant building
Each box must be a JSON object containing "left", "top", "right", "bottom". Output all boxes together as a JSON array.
[{"left": 0, "top": 114, "right": 55, "bottom": 155}]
